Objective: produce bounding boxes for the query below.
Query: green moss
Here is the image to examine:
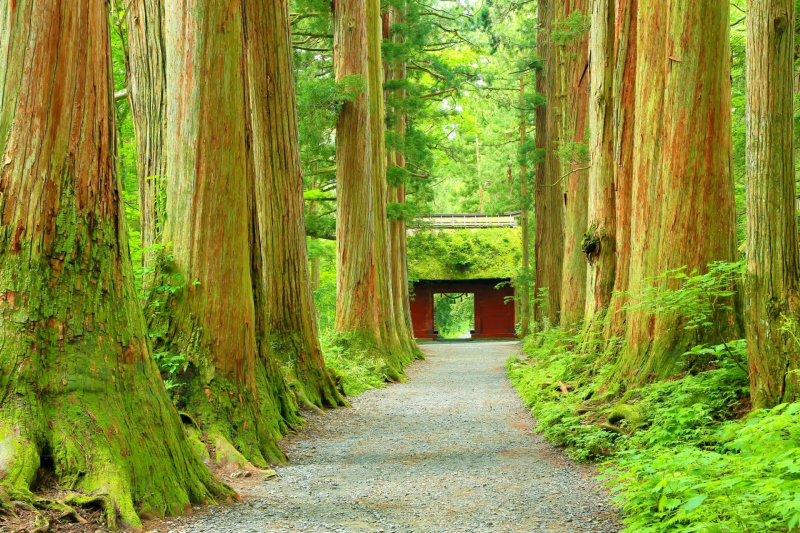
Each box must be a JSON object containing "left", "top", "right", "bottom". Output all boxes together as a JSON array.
[{"left": 407, "top": 228, "right": 521, "bottom": 280}]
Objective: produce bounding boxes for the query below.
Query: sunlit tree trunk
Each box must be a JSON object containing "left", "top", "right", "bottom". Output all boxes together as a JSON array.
[
  {"left": 534, "top": 0, "right": 565, "bottom": 325},
  {"left": 559, "top": 0, "right": 590, "bottom": 328},
  {"left": 0, "top": 0, "right": 229, "bottom": 526},
  {"left": 746, "top": 0, "right": 800, "bottom": 407},
  {"left": 334, "top": 0, "right": 406, "bottom": 377},
  {"left": 162, "top": 0, "right": 294, "bottom": 468},
  {"left": 584, "top": 0, "right": 616, "bottom": 320},
  {"left": 619, "top": 0, "right": 737, "bottom": 382},
  {"left": 606, "top": 0, "right": 638, "bottom": 340},
  {"left": 126, "top": 0, "right": 166, "bottom": 278},
  {"left": 245, "top": 0, "right": 346, "bottom": 409}
]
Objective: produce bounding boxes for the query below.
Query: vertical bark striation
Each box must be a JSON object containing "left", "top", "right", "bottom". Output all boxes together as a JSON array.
[
  {"left": 606, "top": 0, "right": 638, "bottom": 340},
  {"left": 534, "top": 0, "right": 565, "bottom": 325},
  {"left": 746, "top": 0, "right": 800, "bottom": 407},
  {"left": 0, "top": 0, "right": 229, "bottom": 526},
  {"left": 584, "top": 0, "right": 616, "bottom": 320},
  {"left": 126, "top": 0, "right": 167, "bottom": 273},
  {"left": 387, "top": 6, "right": 422, "bottom": 357},
  {"left": 520, "top": 77, "right": 532, "bottom": 338},
  {"left": 619, "top": 0, "right": 737, "bottom": 382},
  {"left": 560, "top": 0, "right": 591, "bottom": 328},
  {"left": 334, "top": 0, "right": 378, "bottom": 339},
  {"left": 245, "top": 0, "right": 346, "bottom": 409},
  {"left": 163, "top": 0, "right": 293, "bottom": 468}
]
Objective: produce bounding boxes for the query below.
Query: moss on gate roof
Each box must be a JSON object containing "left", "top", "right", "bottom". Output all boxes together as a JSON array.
[{"left": 406, "top": 228, "right": 522, "bottom": 281}]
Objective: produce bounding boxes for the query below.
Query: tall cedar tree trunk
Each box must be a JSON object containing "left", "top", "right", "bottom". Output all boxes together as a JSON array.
[
  {"left": 126, "top": 0, "right": 166, "bottom": 278},
  {"left": 366, "top": 0, "right": 410, "bottom": 366},
  {"left": 746, "top": 0, "right": 800, "bottom": 407},
  {"left": 245, "top": 0, "right": 347, "bottom": 409},
  {"left": 162, "top": 0, "right": 297, "bottom": 469},
  {"left": 387, "top": 7, "right": 422, "bottom": 357},
  {"left": 519, "top": 77, "right": 532, "bottom": 338},
  {"left": 606, "top": 0, "right": 638, "bottom": 340},
  {"left": 584, "top": 0, "right": 616, "bottom": 320},
  {"left": 0, "top": 0, "right": 229, "bottom": 526},
  {"left": 560, "top": 0, "right": 590, "bottom": 327},
  {"left": 619, "top": 0, "right": 737, "bottom": 382},
  {"left": 534, "top": 0, "right": 565, "bottom": 325},
  {"left": 334, "top": 0, "right": 405, "bottom": 378}
]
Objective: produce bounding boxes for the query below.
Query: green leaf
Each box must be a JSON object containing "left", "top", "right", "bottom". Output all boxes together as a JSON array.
[{"left": 682, "top": 493, "right": 708, "bottom": 511}]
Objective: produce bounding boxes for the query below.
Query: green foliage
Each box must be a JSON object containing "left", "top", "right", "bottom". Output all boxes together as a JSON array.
[
  {"left": 624, "top": 262, "right": 744, "bottom": 333},
  {"left": 407, "top": 228, "right": 521, "bottom": 280},
  {"left": 434, "top": 294, "right": 474, "bottom": 338},
  {"left": 320, "top": 332, "right": 389, "bottom": 397},
  {"left": 551, "top": 10, "right": 591, "bottom": 45}
]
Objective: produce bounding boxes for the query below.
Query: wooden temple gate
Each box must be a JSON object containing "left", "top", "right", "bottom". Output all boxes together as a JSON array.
[{"left": 409, "top": 278, "right": 517, "bottom": 339}]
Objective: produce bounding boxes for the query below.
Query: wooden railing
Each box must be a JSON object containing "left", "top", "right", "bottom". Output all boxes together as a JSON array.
[{"left": 413, "top": 211, "right": 521, "bottom": 229}]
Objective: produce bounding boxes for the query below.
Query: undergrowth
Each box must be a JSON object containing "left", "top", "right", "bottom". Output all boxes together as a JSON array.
[
  {"left": 320, "top": 332, "right": 390, "bottom": 397},
  {"left": 508, "top": 327, "right": 800, "bottom": 532}
]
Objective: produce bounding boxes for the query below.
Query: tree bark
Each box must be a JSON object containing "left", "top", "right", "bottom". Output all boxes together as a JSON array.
[
  {"left": 746, "top": 0, "right": 800, "bottom": 407},
  {"left": 162, "top": 0, "right": 296, "bottom": 468},
  {"left": 334, "top": 0, "right": 406, "bottom": 378},
  {"left": 560, "top": 0, "right": 591, "bottom": 327},
  {"left": 244, "top": 0, "right": 346, "bottom": 409},
  {"left": 387, "top": 6, "right": 422, "bottom": 358},
  {"left": 606, "top": 0, "right": 638, "bottom": 340},
  {"left": 520, "top": 77, "right": 532, "bottom": 338},
  {"left": 0, "top": 0, "right": 229, "bottom": 526},
  {"left": 584, "top": 0, "right": 616, "bottom": 320},
  {"left": 534, "top": 0, "right": 565, "bottom": 325},
  {"left": 126, "top": 0, "right": 167, "bottom": 277},
  {"left": 619, "top": 0, "right": 737, "bottom": 382}
]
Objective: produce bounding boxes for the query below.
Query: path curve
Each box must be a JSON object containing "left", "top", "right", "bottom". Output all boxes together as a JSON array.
[{"left": 171, "top": 341, "right": 620, "bottom": 533}]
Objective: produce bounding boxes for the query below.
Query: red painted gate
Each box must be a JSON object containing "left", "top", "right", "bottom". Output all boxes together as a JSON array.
[{"left": 409, "top": 278, "right": 517, "bottom": 339}]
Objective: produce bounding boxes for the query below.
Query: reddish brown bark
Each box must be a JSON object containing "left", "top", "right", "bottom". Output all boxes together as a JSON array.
[
  {"left": 746, "top": 0, "right": 800, "bottom": 407},
  {"left": 245, "top": 0, "right": 346, "bottom": 409},
  {"left": 584, "top": 0, "right": 616, "bottom": 320},
  {"left": 534, "top": 0, "right": 565, "bottom": 325},
  {"left": 619, "top": 1, "right": 737, "bottom": 382},
  {"left": 0, "top": 0, "right": 228, "bottom": 525},
  {"left": 606, "top": 0, "right": 638, "bottom": 340},
  {"left": 162, "top": 0, "right": 295, "bottom": 467},
  {"left": 560, "top": 0, "right": 591, "bottom": 327}
]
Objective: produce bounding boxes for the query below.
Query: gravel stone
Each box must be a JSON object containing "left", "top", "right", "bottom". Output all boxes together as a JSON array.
[{"left": 174, "top": 341, "right": 621, "bottom": 532}]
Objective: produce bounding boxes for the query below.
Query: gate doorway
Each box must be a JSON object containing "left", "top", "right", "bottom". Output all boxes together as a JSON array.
[{"left": 410, "top": 278, "right": 517, "bottom": 339}]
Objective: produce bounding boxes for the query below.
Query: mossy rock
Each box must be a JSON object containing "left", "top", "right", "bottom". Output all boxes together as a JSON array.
[{"left": 608, "top": 403, "right": 643, "bottom": 429}]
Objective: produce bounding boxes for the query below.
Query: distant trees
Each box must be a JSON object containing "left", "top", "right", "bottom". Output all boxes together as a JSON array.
[{"left": 0, "top": 0, "right": 227, "bottom": 525}]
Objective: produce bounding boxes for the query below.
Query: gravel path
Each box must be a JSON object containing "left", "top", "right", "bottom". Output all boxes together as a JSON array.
[{"left": 169, "top": 341, "right": 620, "bottom": 533}]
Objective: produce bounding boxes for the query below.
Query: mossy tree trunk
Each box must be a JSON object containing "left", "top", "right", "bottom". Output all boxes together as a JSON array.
[
  {"left": 126, "top": 0, "right": 167, "bottom": 278},
  {"left": 618, "top": 0, "right": 737, "bottom": 383},
  {"left": 162, "top": 0, "right": 295, "bottom": 468},
  {"left": 584, "top": 0, "right": 616, "bottom": 320},
  {"left": 746, "top": 0, "right": 800, "bottom": 407},
  {"left": 0, "top": 0, "right": 230, "bottom": 527},
  {"left": 334, "top": 0, "right": 408, "bottom": 378},
  {"left": 560, "top": 0, "right": 590, "bottom": 328},
  {"left": 534, "top": 0, "right": 565, "bottom": 326},
  {"left": 367, "top": 0, "right": 408, "bottom": 365},
  {"left": 606, "top": 0, "right": 638, "bottom": 340},
  {"left": 244, "top": 0, "right": 346, "bottom": 410}
]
